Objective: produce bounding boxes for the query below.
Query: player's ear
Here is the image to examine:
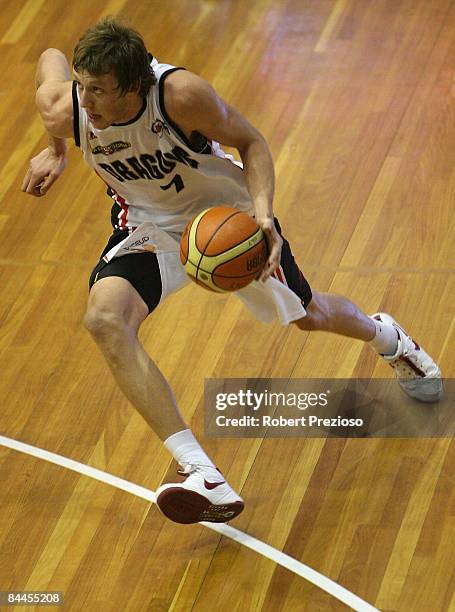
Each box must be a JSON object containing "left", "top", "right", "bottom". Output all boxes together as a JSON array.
[{"left": 124, "top": 85, "right": 142, "bottom": 100}]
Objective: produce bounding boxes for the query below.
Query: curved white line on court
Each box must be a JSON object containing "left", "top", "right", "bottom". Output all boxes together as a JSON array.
[{"left": 0, "top": 435, "right": 379, "bottom": 612}]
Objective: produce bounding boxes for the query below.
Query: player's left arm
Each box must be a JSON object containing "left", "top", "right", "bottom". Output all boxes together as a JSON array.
[{"left": 165, "top": 70, "right": 282, "bottom": 281}]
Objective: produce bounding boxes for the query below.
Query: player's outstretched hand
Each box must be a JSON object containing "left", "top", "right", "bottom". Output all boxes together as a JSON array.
[
  {"left": 21, "top": 147, "right": 67, "bottom": 197},
  {"left": 258, "top": 218, "right": 283, "bottom": 281}
]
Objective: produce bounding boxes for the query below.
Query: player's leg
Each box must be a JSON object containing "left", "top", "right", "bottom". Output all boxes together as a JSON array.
[
  {"left": 293, "top": 292, "right": 442, "bottom": 402},
  {"left": 272, "top": 219, "right": 442, "bottom": 402},
  {"left": 84, "top": 275, "right": 187, "bottom": 440},
  {"left": 85, "top": 246, "right": 244, "bottom": 523},
  {"left": 293, "top": 290, "right": 377, "bottom": 341},
  {"left": 294, "top": 291, "right": 397, "bottom": 356}
]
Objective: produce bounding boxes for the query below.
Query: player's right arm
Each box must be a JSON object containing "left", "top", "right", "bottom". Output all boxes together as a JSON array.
[{"left": 22, "top": 48, "right": 74, "bottom": 197}]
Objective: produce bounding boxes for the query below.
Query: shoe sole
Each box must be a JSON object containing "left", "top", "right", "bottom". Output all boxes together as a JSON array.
[
  {"left": 156, "top": 487, "right": 245, "bottom": 524},
  {"left": 397, "top": 379, "right": 443, "bottom": 403}
]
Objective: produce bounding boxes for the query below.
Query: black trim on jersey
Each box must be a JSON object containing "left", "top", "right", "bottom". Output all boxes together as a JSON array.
[
  {"left": 112, "top": 97, "right": 147, "bottom": 126},
  {"left": 159, "top": 67, "right": 212, "bottom": 155},
  {"left": 110, "top": 199, "right": 123, "bottom": 230},
  {"left": 105, "top": 186, "right": 120, "bottom": 229},
  {"left": 72, "top": 81, "right": 80, "bottom": 148},
  {"left": 188, "top": 131, "right": 212, "bottom": 154}
]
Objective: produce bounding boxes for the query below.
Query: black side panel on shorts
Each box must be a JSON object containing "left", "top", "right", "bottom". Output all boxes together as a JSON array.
[
  {"left": 88, "top": 231, "right": 163, "bottom": 314},
  {"left": 274, "top": 218, "right": 313, "bottom": 308},
  {"left": 72, "top": 81, "right": 80, "bottom": 148}
]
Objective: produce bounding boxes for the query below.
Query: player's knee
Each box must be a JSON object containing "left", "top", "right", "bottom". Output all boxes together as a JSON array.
[
  {"left": 83, "top": 306, "right": 128, "bottom": 340},
  {"left": 293, "top": 292, "right": 329, "bottom": 331},
  {"left": 294, "top": 313, "right": 317, "bottom": 331}
]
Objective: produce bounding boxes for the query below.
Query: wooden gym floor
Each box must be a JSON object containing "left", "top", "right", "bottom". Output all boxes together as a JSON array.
[{"left": 0, "top": 0, "right": 454, "bottom": 610}]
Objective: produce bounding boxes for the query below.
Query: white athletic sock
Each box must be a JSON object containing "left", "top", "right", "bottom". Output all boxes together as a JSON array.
[
  {"left": 164, "top": 429, "right": 222, "bottom": 478},
  {"left": 369, "top": 317, "right": 399, "bottom": 356}
]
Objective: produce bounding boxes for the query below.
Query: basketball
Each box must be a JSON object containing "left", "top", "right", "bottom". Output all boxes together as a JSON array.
[{"left": 180, "top": 206, "right": 268, "bottom": 292}]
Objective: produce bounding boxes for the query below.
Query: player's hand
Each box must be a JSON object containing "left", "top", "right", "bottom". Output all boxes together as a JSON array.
[
  {"left": 21, "top": 147, "right": 67, "bottom": 197},
  {"left": 258, "top": 218, "right": 283, "bottom": 282}
]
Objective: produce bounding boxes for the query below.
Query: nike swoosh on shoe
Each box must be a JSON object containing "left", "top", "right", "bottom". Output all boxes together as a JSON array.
[{"left": 204, "top": 480, "right": 226, "bottom": 490}]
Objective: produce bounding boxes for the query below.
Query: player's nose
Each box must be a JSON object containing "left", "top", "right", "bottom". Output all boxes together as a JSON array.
[{"left": 79, "top": 90, "right": 94, "bottom": 108}]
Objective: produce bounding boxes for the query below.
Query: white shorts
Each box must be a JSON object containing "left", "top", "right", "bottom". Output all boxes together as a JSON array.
[{"left": 90, "top": 222, "right": 311, "bottom": 325}]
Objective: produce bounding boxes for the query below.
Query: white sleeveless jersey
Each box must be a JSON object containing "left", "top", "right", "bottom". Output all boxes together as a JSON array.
[{"left": 73, "top": 59, "right": 253, "bottom": 233}]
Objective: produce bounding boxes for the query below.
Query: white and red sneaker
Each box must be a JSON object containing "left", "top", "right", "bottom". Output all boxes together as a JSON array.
[
  {"left": 372, "top": 313, "right": 443, "bottom": 403},
  {"left": 156, "top": 464, "right": 244, "bottom": 524}
]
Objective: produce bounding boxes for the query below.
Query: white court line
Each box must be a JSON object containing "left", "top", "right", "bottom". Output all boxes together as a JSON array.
[{"left": 0, "top": 435, "right": 379, "bottom": 612}]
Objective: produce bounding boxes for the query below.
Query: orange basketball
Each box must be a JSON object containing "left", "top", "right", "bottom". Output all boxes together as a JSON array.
[{"left": 180, "top": 206, "right": 268, "bottom": 292}]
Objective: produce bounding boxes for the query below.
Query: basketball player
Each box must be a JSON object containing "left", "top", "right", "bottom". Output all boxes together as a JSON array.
[{"left": 22, "top": 17, "right": 442, "bottom": 524}]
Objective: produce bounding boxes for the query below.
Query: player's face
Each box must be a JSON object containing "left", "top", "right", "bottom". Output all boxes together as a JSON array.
[{"left": 74, "top": 70, "right": 141, "bottom": 129}]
